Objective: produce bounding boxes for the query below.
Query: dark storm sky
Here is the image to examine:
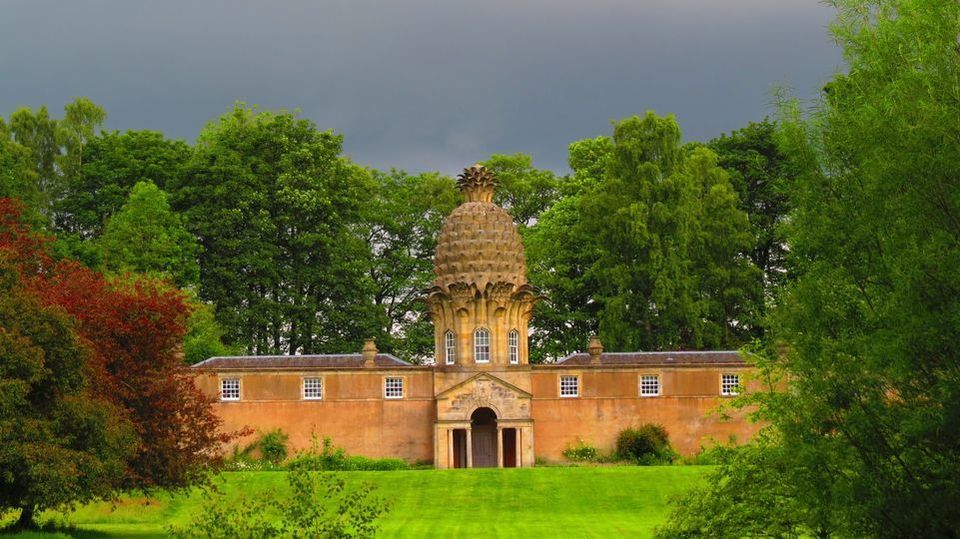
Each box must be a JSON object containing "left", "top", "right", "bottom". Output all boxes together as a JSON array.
[{"left": 0, "top": 0, "right": 842, "bottom": 174}]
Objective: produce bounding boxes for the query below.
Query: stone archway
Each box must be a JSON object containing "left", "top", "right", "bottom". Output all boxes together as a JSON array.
[
  {"left": 470, "top": 407, "right": 498, "bottom": 468},
  {"left": 434, "top": 372, "right": 534, "bottom": 469}
]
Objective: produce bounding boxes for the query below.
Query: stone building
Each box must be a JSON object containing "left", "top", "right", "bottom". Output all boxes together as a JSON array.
[{"left": 193, "top": 165, "right": 759, "bottom": 468}]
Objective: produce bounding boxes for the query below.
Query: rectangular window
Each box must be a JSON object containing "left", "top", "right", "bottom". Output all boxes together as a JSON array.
[
  {"left": 559, "top": 375, "right": 579, "bottom": 398},
  {"left": 384, "top": 377, "right": 404, "bottom": 399},
  {"left": 445, "top": 331, "right": 456, "bottom": 365},
  {"left": 302, "top": 377, "right": 323, "bottom": 400},
  {"left": 220, "top": 378, "right": 240, "bottom": 401},
  {"left": 640, "top": 374, "right": 661, "bottom": 397},
  {"left": 721, "top": 373, "right": 740, "bottom": 396},
  {"left": 508, "top": 330, "right": 519, "bottom": 364},
  {"left": 474, "top": 329, "right": 490, "bottom": 363}
]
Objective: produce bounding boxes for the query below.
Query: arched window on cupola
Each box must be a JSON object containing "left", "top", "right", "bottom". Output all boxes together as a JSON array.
[
  {"left": 474, "top": 328, "right": 491, "bottom": 363},
  {"left": 444, "top": 330, "right": 457, "bottom": 365},
  {"left": 508, "top": 329, "right": 520, "bottom": 364}
]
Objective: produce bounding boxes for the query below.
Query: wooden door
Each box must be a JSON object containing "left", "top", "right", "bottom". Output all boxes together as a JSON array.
[{"left": 471, "top": 426, "right": 497, "bottom": 468}]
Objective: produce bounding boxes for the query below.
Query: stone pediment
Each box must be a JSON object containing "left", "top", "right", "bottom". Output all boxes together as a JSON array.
[{"left": 435, "top": 372, "right": 532, "bottom": 421}]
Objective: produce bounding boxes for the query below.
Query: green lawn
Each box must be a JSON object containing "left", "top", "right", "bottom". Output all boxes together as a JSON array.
[{"left": 7, "top": 466, "right": 707, "bottom": 538}]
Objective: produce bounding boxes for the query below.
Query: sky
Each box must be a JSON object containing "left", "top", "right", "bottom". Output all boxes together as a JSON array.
[{"left": 1, "top": 0, "right": 843, "bottom": 175}]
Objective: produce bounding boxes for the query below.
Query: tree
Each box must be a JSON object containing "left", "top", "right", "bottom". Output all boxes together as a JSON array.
[
  {"left": 362, "top": 169, "right": 459, "bottom": 361},
  {"left": 0, "top": 132, "right": 41, "bottom": 223},
  {"left": 0, "top": 198, "right": 235, "bottom": 491},
  {"left": 57, "top": 97, "right": 107, "bottom": 184},
  {"left": 7, "top": 105, "right": 60, "bottom": 218},
  {"left": 98, "top": 180, "right": 201, "bottom": 287},
  {"left": 527, "top": 113, "right": 761, "bottom": 359},
  {"left": 659, "top": 1, "right": 960, "bottom": 536},
  {"left": 169, "top": 103, "right": 381, "bottom": 355},
  {"left": 0, "top": 250, "right": 136, "bottom": 528},
  {"left": 55, "top": 129, "right": 192, "bottom": 239},
  {"left": 481, "top": 153, "right": 559, "bottom": 229},
  {"left": 4, "top": 98, "right": 107, "bottom": 226},
  {"left": 182, "top": 298, "right": 237, "bottom": 365},
  {"left": 707, "top": 119, "right": 791, "bottom": 295}
]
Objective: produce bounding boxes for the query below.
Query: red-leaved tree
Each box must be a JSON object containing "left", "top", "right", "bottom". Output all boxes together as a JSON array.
[{"left": 0, "top": 198, "right": 236, "bottom": 489}]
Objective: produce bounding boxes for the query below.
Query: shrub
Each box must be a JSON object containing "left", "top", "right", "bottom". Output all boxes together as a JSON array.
[
  {"left": 616, "top": 424, "right": 678, "bottom": 464},
  {"left": 562, "top": 438, "right": 601, "bottom": 462},
  {"left": 286, "top": 436, "right": 410, "bottom": 471},
  {"left": 168, "top": 467, "right": 390, "bottom": 538},
  {"left": 258, "top": 429, "right": 289, "bottom": 464}
]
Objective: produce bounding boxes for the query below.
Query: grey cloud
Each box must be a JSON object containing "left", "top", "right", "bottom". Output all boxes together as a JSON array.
[{"left": 0, "top": 0, "right": 841, "bottom": 174}]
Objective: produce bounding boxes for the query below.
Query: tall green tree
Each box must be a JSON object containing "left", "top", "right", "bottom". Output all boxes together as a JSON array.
[
  {"left": 0, "top": 131, "right": 41, "bottom": 223},
  {"left": 7, "top": 105, "right": 60, "bottom": 218},
  {"left": 659, "top": 1, "right": 960, "bottom": 536},
  {"left": 527, "top": 113, "right": 761, "bottom": 360},
  {"left": 4, "top": 98, "right": 107, "bottom": 226},
  {"left": 707, "top": 119, "right": 791, "bottom": 295},
  {"left": 170, "top": 103, "right": 380, "bottom": 354},
  {"left": 55, "top": 130, "right": 192, "bottom": 239},
  {"left": 57, "top": 97, "right": 107, "bottom": 184},
  {"left": 481, "top": 153, "right": 559, "bottom": 229},
  {"left": 97, "top": 180, "right": 201, "bottom": 287},
  {"left": 363, "top": 169, "right": 459, "bottom": 361}
]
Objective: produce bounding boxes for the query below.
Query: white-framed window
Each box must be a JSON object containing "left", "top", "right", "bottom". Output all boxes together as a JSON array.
[
  {"left": 559, "top": 375, "right": 580, "bottom": 398},
  {"left": 220, "top": 378, "right": 240, "bottom": 401},
  {"left": 721, "top": 373, "right": 740, "bottom": 396},
  {"left": 445, "top": 330, "right": 457, "bottom": 365},
  {"left": 302, "top": 377, "right": 323, "bottom": 400},
  {"left": 640, "top": 374, "right": 661, "bottom": 397},
  {"left": 508, "top": 329, "right": 519, "bottom": 364},
  {"left": 474, "top": 328, "right": 490, "bottom": 363},
  {"left": 384, "top": 377, "right": 404, "bottom": 399}
]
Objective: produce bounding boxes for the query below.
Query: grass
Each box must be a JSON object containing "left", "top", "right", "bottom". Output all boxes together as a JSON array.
[{"left": 4, "top": 466, "right": 708, "bottom": 538}]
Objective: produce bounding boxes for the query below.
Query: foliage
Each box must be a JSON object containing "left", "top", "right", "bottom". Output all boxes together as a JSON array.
[
  {"left": 655, "top": 434, "right": 849, "bottom": 538},
  {"left": 561, "top": 438, "right": 601, "bottom": 463},
  {"left": 55, "top": 129, "right": 192, "bottom": 239},
  {"left": 362, "top": 169, "right": 459, "bottom": 361},
  {"left": 97, "top": 181, "right": 201, "bottom": 287},
  {"left": 527, "top": 113, "right": 762, "bottom": 360},
  {"left": 182, "top": 297, "right": 238, "bottom": 365},
  {"left": 0, "top": 199, "right": 237, "bottom": 491},
  {"left": 4, "top": 98, "right": 106, "bottom": 226},
  {"left": 482, "top": 153, "right": 559, "bottom": 229},
  {"left": 707, "top": 119, "right": 791, "bottom": 297},
  {"left": 616, "top": 425, "right": 677, "bottom": 465},
  {"left": 0, "top": 133, "right": 41, "bottom": 223},
  {"left": 168, "top": 468, "right": 390, "bottom": 538},
  {"left": 0, "top": 256, "right": 136, "bottom": 528},
  {"left": 286, "top": 436, "right": 410, "bottom": 472},
  {"left": 258, "top": 430, "right": 290, "bottom": 465},
  {"left": 168, "top": 103, "right": 382, "bottom": 355},
  {"left": 659, "top": 1, "right": 960, "bottom": 537}
]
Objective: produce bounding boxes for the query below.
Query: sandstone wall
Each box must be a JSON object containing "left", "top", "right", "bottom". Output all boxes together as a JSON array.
[
  {"left": 530, "top": 366, "right": 761, "bottom": 459},
  {"left": 196, "top": 369, "right": 436, "bottom": 462}
]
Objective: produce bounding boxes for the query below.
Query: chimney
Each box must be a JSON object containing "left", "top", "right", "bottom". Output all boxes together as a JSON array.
[
  {"left": 362, "top": 338, "right": 378, "bottom": 367},
  {"left": 587, "top": 335, "right": 603, "bottom": 365}
]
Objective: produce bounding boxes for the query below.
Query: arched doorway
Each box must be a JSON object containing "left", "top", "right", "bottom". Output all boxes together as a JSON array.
[{"left": 471, "top": 407, "right": 498, "bottom": 468}]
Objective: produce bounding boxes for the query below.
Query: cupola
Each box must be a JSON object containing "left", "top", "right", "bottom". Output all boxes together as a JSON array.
[{"left": 426, "top": 165, "right": 537, "bottom": 367}]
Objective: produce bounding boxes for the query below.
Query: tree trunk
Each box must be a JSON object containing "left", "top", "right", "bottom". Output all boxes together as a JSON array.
[{"left": 16, "top": 505, "right": 35, "bottom": 529}]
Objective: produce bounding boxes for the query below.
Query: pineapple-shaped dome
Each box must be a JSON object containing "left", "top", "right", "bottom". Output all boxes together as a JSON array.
[{"left": 433, "top": 164, "right": 527, "bottom": 292}]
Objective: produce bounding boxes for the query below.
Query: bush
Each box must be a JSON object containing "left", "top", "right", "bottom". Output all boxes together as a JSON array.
[
  {"left": 258, "top": 429, "right": 289, "bottom": 464},
  {"left": 168, "top": 467, "right": 390, "bottom": 538},
  {"left": 286, "top": 436, "right": 410, "bottom": 472},
  {"left": 616, "top": 424, "right": 678, "bottom": 464},
  {"left": 562, "top": 438, "right": 601, "bottom": 462}
]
